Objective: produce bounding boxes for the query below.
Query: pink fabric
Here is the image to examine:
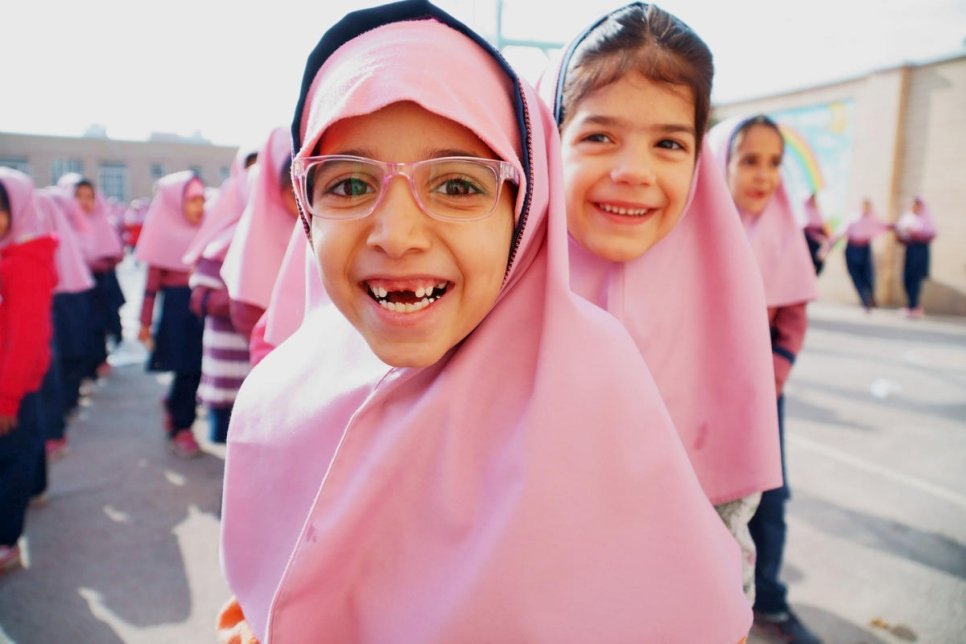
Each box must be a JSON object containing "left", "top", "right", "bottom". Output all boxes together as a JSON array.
[
  {"left": 896, "top": 198, "right": 937, "bottom": 242},
  {"left": 845, "top": 207, "right": 891, "bottom": 243},
  {"left": 134, "top": 171, "right": 205, "bottom": 271},
  {"left": 222, "top": 14, "right": 749, "bottom": 643},
  {"left": 709, "top": 117, "right": 818, "bottom": 307},
  {"left": 261, "top": 223, "right": 316, "bottom": 349},
  {"left": 803, "top": 197, "right": 825, "bottom": 229},
  {"left": 0, "top": 168, "right": 45, "bottom": 247},
  {"left": 34, "top": 189, "right": 96, "bottom": 293},
  {"left": 183, "top": 146, "right": 256, "bottom": 265},
  {"left": 56, "top": 173, "right": 124, "bottom": 261},
  {"left": 220, "top": 127, "right": 297, "bottom": 309}
]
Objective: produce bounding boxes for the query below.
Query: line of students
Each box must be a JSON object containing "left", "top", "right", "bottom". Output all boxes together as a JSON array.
[{"left": 212, "top": 1, "right": 826, "bottom": 642}]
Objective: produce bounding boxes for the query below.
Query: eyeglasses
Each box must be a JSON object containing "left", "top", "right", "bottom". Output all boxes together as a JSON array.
[{"left": 292, "top": 155, "right": 519, "bottom": 222}]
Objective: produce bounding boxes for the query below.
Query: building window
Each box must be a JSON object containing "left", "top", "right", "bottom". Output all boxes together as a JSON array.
[
  {"left": 99, "top": 162, "right": 128, "bottom": 202},
  {"left": 51, "top": 158, "right": 84, "bottom": 184},
  {"left": 0, "top": 157, "right": 31, "bottom": 175},
  {"left": 150, "top": 163, "right": 165, "bottom": 180},
  {"left": 189, "top": 165, "right": 204, "bottom": 181}
]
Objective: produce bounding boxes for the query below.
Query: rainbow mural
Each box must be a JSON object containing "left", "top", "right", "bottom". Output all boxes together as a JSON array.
[{"left": 779, "top": 123, "right": 825, "bottom": 194}]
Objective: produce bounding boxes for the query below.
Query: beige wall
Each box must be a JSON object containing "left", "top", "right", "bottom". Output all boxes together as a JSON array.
[
  {"left": 714, "top": 54, "right": 966, "bottom": 315},
  {"left": 0, "top": 132, "right": 237, "bottom": 202}
]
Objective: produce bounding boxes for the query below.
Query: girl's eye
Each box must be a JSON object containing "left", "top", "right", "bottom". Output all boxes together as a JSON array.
[
  {"left": 328, "top": 177, "right": 374, "bottom": 197},
  {"left": 581, "top": 132, "right": 614, "bottom": 144},
  {"left": 431, "top": 177, "right": 485, "bottom": 197},
  {"left": 657, "top": 139, "right": 686, "bottom": 152}
]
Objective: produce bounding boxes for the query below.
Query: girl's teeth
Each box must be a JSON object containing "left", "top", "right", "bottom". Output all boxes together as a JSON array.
[
  {"left": 600, "top": 203, "right": 649, "bottom": 216},
  {"left": 377, "top": 296, "right": 439, "bottom": 313}
]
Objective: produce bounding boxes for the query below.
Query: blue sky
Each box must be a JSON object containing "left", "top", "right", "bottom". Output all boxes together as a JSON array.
[{"left": 5, "top": 0, "right": 964, "bottom": 146}]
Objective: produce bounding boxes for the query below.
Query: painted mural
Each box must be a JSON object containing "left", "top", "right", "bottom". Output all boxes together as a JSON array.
[{"left": 771, "top": 100, "right": 855, "bottom": 232}]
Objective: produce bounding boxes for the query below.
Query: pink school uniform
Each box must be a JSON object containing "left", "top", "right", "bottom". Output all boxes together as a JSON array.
[{"left": 220, "top": 3, "right": 751, "bottom": 641}]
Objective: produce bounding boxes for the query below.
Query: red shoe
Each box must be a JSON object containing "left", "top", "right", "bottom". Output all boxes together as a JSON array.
[
  {"left": 169, "top": 430, "right": 201, "bottom": 459},
  {"left": 96, "top": 361, "right": 113, "bottom": 378},
  {"left": 46, "top": 438, "right": 69, "bottom": 461},
  {"left": 0, "top": 544, "right": 21, "bottom": 574}
]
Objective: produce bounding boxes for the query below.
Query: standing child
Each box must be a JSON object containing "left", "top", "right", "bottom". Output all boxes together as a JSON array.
[
  {"left": 134, "top": 172, "right": 206, "bottom": 458},
  {"left": 218, "top": 1, "right": 751, "bottom": 641},
  {"left": 0, "top": 169, "right": 58, "bottom": 572},
  {"left": 841, "top": 198, "right": 891, "bottom": 312},
  {"left": 895, "top": 195, "right": 936, "bottom": 318},
  {"left": 56, "top": 174, "right": 125, "bottom": 377},
  {"left": 711, "top": 114, "right": 821, "bottom": 644},
  {"left": 802, "top": 193, "right": 830, "bottom": 275},
  {"left": 541, "top": 1, "right": 781, "bottom": 605},
  {"left": 219, "top": 126, "right": 299, "bottom": 344}
]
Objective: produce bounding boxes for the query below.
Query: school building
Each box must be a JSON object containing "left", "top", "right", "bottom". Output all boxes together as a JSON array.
[
  {"left": 0, "top": 131, "right": 237, "bottom": 204},
  {"left": 713, "top": 52, "right": 966, "bottom": 316}
]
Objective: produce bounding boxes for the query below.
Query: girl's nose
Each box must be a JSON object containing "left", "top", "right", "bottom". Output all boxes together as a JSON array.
[
  {"left": 609, "top": 151, "right": 656, "bottom": 186},
  {"left": 366, "top": 176, "right": 432, "bottom": 257}
]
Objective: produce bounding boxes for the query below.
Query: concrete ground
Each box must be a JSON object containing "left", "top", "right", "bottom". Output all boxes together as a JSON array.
[{"left": 1, "top": 256, "right": 963, "bottom": 643}]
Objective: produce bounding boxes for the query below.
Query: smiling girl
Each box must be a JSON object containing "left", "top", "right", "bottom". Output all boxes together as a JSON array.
[
  {"left": 218, "top": 1, "right": 751, "bottom": 641},
  {"left": 542, "top": 1, "right": 781, "bottom": 606}
]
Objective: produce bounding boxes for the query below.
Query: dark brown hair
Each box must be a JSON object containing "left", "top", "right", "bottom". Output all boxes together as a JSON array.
[
  {"left": 559, "top": 3, "right": 713, "bottom": 148},
  {"left": 727, "top": 114, "right": 783, "bottom": 163}
]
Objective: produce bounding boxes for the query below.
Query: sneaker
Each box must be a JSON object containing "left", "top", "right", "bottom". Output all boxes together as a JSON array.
[
  {"left": 170, "top": 430, "right": 201, "bottom": 459},
  {"left": 96, "top": 361, "right": 113, "bottom": 378},
  {"left": 46, "top": 438, "right": 69, "bottom": 461},
  {"left": 30, "top": 492, "right": 49, "bottom": 508},
  {"left": 753, "top": 610, "right": 822, "bottom": 644},
  {"left": 0, "top": 544, "right": 21, "bottom": 573}
]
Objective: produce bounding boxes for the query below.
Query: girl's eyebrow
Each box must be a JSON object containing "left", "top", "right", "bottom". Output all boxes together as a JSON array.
[
  {"left": 324, "top": 147, "right": 488, "bottom": 159},
  {"left": 576, "top": 114, "right": 696, "bottom": 137}
]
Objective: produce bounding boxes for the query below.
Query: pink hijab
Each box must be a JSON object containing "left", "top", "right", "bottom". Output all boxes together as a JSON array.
[
  {"left": 260, "top": 223, "right": 314, "bottom": 349},
  {"left": 803, "top": 196, "right": 825, "bottom": 230},
  {"left": 182, "top": 145, "right": 257, "bottom": 265},
  {"left": 896, "top": 196, "right": 937, "bottom": 241},
  {"left": 221, "top": 6, "right": 749, "bottom": 642},
  {"left": 56, "top": 173, "right": 124, "bottom": 261},
  {"left": 134, "top": 171, "right": 205, "bottom": 271},
  {"left": 220, "top": 127, "right": 297, "bottom": 309},
  {"left": 0, "top": 168, "right": 45, "bottom": 247},
  {"left": 539, "top": 23, "right": 780, "bottom": 505},
  {"left": 35, "top": 189, "right": 96, "bottom": 294},
  {"left": 709, "top": 117, "right": 818, "bottom": 307},
  {"left": 845, "top": 202, "right": 891, "bottom": 243}
]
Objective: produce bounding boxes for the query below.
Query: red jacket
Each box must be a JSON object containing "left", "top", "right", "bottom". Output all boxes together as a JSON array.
[{"left": 0, "top": 235, "right": 58, "bottom": 416}]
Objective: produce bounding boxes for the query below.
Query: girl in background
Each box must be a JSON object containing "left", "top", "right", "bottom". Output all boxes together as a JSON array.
[
  {"left": 0, "top": 169, "right": 58, "bottom": 572},
  {"left": 218, "top": 1, "right": 751, "bottom": 640},
  {"left": 135, "top": 172, "right": 206, "bottom": 458},
  {"left": 182, "top": 147, "right": 258, "bottom": 445},
  {"left": 895, "top": 195, "right": 936, "bottom": 318},
  {"left": 841, "top": 198, "right": 891, "bottom": 312},
  {"left": 802, "top": 192, "right": 830, "bottom": 275},
  {"left": 711, "top": 114, "right": 821, "bottom": 644},
  {"left": 220, "top": 126, "right": 298, "bottom": 344},
  {"left": 57, "top": 174, "right": 125, "bottom": 377},
  {"left": 542, "top": 1, "right": 780, "bottom": 604}
]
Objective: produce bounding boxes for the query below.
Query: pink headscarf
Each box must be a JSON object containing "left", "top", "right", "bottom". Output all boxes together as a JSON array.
[
  {"left": 709, "top": 117, "right": 818, "bottom": 307},
  {"left": 803, "top": 196, "right": 825, "bottom": 230},
  {"left": 261, "top": 223, "right": 315, "bottom": 349},
  {"left": 134, "top": 171, "right": 205, "bottom": 271},
  {"left": 35, "top": 188, "right": 96, "bottom": 294},
  {"left": 539, "top": 21, "right": 780, "bottom": 505},
  {"left": 56, "top": 173, "right": 124, "bottom": 261},
  {"left": 182, "top": 145, "right": 257, "bottom": 265},
  {"left": 221, "top": 6, "right": 749, "bottom": 642},
  {"left": 0, "top": 168, "right": 45, "bottom": 248},
  {"left": 220, "top": 126, "right": 297, "bottom": 309},
  {"left": 896, "top": 196, "right": 937, "bottom": 242}
]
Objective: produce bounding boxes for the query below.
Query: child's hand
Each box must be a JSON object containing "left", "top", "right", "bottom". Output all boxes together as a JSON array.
[
  {"left": 139, "top": 325, "right": 154, "bottom": 351},
  {"left": 0, "top": 414, "right": 18, "bottom": 436}
]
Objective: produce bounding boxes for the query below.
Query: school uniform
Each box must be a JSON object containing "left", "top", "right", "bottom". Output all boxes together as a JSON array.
[
  {"left": 843, "top": 211, "right": 890, "bottom": 309},
  {"left": 896, "top": 202, "right": 937, "bottom": 311}
]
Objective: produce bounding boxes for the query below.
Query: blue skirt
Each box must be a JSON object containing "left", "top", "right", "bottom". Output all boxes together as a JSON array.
[
  {"left": 148, "top": 286, "right": 204, "bottom": 374},
  {"left": 53, "top": 290, "right": 97, "bottom": 361},
  {"left": 92, "top": 269, "right": 125, "bottom": 338}
]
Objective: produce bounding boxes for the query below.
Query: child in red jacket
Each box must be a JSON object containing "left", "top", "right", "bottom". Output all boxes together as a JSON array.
[{"left": 0, "top": 168, "right": 58, "bottom": 572}]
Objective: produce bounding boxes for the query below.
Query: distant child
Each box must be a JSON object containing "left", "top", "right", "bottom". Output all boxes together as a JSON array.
[
  {"left": 135, "top": 172, "right": 206, "bottom": 458},
  {"left": 218, "top": 1, "right": 751, "bottom": 641},
  {"left": 802, "top": 192, "right": 830, "bottom": 275},
  {"left": 711, "top": 114, "right": 821, "bottom": 644},
  {"left": 895, "top": 195, "right": 936, "bottom": 318},
  {"left": 56, "top": 174, "right": 125, "bottom": 377},
  {"left": 219, "top": 126, "right": 298, "bottom": 344},
  {"left": 840, "top": 197, "right": 891, "bottom": 311},
  {"left": 0, "top": 168, "right": 58, "bottom": 572},
  {"left": 182, "top": 148, "right": 258, "bottom": 444}
]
